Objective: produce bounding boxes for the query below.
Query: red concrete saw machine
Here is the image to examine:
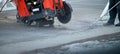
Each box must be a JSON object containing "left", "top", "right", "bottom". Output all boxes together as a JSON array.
[{"left": 13, "top": 0, "right": 73, "bottom": 26}]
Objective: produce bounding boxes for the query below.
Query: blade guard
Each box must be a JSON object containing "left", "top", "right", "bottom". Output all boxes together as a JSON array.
[
  {"left": 43, "top": 0, "right": 64, "bottom": 10},
  {"left": 57, "top": 1, "right": 73, "bottom": 24}
]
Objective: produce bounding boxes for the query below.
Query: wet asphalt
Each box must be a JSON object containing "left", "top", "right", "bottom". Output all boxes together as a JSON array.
[
  {"left": 1, "top": 0, "right": 120, "bottom": 54},
  {"left": 0, "top": 0, "right": 107, "bottom": 46},
  {"left": 25, "top": 32, "right": 120, "bottom": 54}
]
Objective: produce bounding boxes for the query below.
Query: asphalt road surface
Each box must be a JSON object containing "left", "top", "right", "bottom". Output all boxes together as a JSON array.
[
  {"left": 25, "top": 32, "right": 120, "bottom": 54},
  {"left": 0, "top": 0, "right": 107, "bottom": 47}
]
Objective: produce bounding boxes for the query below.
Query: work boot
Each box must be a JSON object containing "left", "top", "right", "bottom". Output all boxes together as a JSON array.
[
  {"left": 103, "top": 23, "right": 114, "bottom": 26},
  {"left": 115, "top": 23, "right": 120, "bottom": 26}
]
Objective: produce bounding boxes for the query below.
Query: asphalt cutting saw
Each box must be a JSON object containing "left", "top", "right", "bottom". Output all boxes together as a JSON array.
[{"left": 12, "top": 0, "right": 73, "bottom": 26}]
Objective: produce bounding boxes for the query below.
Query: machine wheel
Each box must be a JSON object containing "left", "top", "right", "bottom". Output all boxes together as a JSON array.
[
  {"left": 25, "top": 20, "right": 33, "bottom": 26},
  {"left": 36, "top": 18, "right": 54, "bottom": 27},
  {"left": 16, "top": 13, "right": 33, "bottom": 26},
  {"left": 47, "top": 18, "right": 54, "bottom": 26},
  {"left": 16, "top": 13, "right": 21, "bottom": 23},
  {"left": 48, "top": 20, "right": 54, "bottom": 26},
  {"left": 57, "top": 2, "right": 72, "bottom": 24},
  {"left": 22, "top": 17, "right": 33, "bottom": 26},
  {"left": 36, "top": 19, "right": 47, "bottom": 27}
]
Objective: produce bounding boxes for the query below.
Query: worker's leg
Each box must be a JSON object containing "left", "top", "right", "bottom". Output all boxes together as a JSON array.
[
  {"left": 107, "top": 0, "right": 117, "bottom": 24},
  {"left": 115, "top": 0, "right": 120, "bottom": 26},
  {"left": 117, "top": 4, "right": 120, "bottom": 22}
]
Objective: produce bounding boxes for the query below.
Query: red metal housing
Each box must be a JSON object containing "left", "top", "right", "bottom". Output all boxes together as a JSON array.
[
  {"left": 43, "top": 0, "right": 63, "bottom": 10},
  {"left": 14, "top": 0, "right": 30, "bottom": 17},
  {"left": 14, "top": 0, "right": 64, "bottom": 17}
]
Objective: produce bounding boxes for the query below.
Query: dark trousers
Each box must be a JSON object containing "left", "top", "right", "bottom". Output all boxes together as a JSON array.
[{"left": 108, "top": 0, "right": 120, "bottom": 24}]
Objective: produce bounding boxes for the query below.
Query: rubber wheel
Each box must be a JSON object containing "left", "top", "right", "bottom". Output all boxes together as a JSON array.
[
  {"left": 36, "top": 19, "right": 47, "bottom": 27},
  {"left": 16, "top": 13, "right": 33, "bottom": 26},
  {"left": 48, "top": 18, "right": 54, "bottom": 26},
  {"left": 36, "top": 18, "right": 54, "bottom": 27},
  {"left": 57, "top": 2, "right": 72, "bottom": 24},
  {"left": 22, "top": 17, "right": 33, "bottom": 26},
  {"left": 16, "top": 13, "right": 21, "bottom": 23}
]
